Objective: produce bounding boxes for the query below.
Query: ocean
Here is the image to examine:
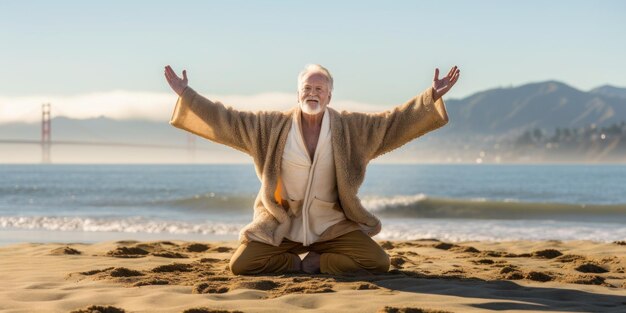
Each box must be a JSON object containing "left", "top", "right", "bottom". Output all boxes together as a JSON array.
[{"left": 1, "top": 164, "right": 625, "bottom": 245}]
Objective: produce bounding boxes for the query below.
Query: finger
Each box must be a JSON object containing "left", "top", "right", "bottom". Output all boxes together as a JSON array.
[
  {"left": 165, "top": 66, "right": 174, "bottom": 79},
  {"left": 450, "top": 71, "right": 460, "bottom": 86},
  {"left": 165, "top": 69, "right": 175, "bottom": 82},
  {"left": 182, "top": 69, "right": 188, "bottom": 82},
  {"left": 452, "top": 70, "right": 460, "bottom": 83},
  {"left": 165, "top": 70, "right": 178, "bottom": 86},
  {"left": 165, "top": 74, "right": 175, "bottom": 88},
  {"left": 434, "top": 68, "right": 439, "bottom": 81},
  {"left": 446, "top": 66, "right": 455, "bottom": 78},
  {"left": 166, "top": 66, "right": 180, "bottom": 79},
  {"left": 165, "top": 65, "right": 174, "bottom": 76}
]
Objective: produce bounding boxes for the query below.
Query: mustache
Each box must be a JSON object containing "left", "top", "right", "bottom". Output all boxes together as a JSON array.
[{"left": 304, "top": 97, "right": 320, "bottom": 102}]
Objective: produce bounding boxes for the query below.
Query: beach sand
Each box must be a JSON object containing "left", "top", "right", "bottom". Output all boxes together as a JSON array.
[{"left": 1, "top": 239, "right": 625, "bottom": 313}]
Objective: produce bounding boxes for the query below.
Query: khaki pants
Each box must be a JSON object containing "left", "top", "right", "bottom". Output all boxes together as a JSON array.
[{"left": 229, "top": 230, "right": 390, "bottom": 275}]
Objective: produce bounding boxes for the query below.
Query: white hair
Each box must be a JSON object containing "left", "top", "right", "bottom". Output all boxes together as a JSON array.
[{"left": 297, "top": 64, "right": 334, "bottom": 92}]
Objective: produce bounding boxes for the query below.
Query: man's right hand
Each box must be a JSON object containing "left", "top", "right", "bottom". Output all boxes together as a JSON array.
[{"left": 164, "top": 65, "right": 188, "bottom": 96}]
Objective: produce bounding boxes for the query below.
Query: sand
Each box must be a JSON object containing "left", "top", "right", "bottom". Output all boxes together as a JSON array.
[{"left": 1, "top": 239, "right": 625, "bottom": 313}]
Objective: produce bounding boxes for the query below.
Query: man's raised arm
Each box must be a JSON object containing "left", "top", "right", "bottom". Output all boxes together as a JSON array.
[
  {"left": 353, "top": 66, "right": 460, "bottom": 160},
  {"left": 164, "top": 65, "right": 261, "bottom": 155}
]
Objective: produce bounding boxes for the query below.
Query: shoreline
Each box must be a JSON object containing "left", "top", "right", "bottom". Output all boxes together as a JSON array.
[
  {"left": 1, "top": 238, "right": 624, "bottom": 313},
  {"left": 0, "top": 228, "right": 238, "bottom": 247},
  {"left": 3, "top": 219, "right": 626, "bottom": 247}
]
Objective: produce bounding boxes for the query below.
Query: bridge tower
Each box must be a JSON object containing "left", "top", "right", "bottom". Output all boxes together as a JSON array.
[
  {"left": 41, "top": 103, "right": 51, "bottom": 164},
  {"left": 187, "top": 133, "right": 196, "bottom": 163}
]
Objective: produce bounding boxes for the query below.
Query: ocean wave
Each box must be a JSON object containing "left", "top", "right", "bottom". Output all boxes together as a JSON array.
[
  {"left": 165, "top": 193, "right": 626, "bottom": 221},
  {"left": 377, "top": 219, "right": 626, "bottom": 242},
  {"left": 361, "top": 195, "right": 626, "bottom": 222},
  {"left": 156, "top": 193, "right": 255, "bottom": 212},
  {"left": 44, "top": 192, "right": 625, "bottom": 222},
  {"left": 0, "top": 216, "right": 245, "bottom": 235}
]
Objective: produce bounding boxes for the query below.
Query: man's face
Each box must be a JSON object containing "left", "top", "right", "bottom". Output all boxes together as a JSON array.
[{"left": 298, "top": 72, "right": 332, "bottom": 116}]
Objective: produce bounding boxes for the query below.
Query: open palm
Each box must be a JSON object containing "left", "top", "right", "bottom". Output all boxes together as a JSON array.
[
  {"left": 164, "top": 65, "right": 188, "bottom": 96},
  {"left": 432, "top": 66, "right": 460, "bottom": 101}
]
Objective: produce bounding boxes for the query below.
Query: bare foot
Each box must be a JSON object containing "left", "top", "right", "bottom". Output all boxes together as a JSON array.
[{"left": 302, "top": 252, "right": 321, "bottom": 274}]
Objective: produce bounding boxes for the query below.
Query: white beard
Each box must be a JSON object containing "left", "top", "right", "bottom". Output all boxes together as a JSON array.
[{"left": 300, "top": 100, "right": 323, "bottom": 115}]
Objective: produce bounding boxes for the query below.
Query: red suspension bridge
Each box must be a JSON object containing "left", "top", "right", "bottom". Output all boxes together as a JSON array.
[{"left": 0, "top": 103, "right": 198, "bottom": 163}]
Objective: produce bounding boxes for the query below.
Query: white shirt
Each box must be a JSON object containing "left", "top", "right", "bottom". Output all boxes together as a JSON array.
[{"left": 280, "top": 108, "right": 347, "bottom": 246}]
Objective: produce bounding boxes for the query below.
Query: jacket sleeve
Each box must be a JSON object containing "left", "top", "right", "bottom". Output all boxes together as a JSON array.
[
  {"left": 169, "top": 87, "right": 260, "bottom": 155},
  {"left": 351, "top": 87, "right": 449, "bottom": 160}
]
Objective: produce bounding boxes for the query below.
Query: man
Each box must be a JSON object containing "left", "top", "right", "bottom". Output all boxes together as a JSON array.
[{"left": 164, "top": 64, "right": 460, "bottom": 275}]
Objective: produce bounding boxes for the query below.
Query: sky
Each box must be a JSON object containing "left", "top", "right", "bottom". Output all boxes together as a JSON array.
[{"left": 1, "top": 0, "right": 625, "bottom": 124}]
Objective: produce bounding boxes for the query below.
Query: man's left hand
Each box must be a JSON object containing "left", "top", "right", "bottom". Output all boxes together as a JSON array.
[
  {"left": 366, "top": 222, "right": 382, "bottom": 236},
  {"left": 432, "top": 65, "right": 460, "bottom": 101}
]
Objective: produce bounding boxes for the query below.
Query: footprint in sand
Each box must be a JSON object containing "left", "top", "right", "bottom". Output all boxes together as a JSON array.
[
  {"left": 574, "top": 262, "right": 609, "bottom": 273},
  {"left": 554, "top": 254, "right": 586, "bottom": 263},
  {"left": 354, "top": 283, "right": 380, "bottom": 290},
  {"left": 80, "top": 267, "right": 114, "bottom": 276},
  {"left": 433, "top": 242, "right": 456, "bottom": 250},
  {"left": 151, "top": 251, "right": 189, "bottom": 258},
  {"left": 193, "top": 282, "right": 230, "bottom": 294},
  {"left": 133, "top": 279, "right": 169, "bottom": 287},
  {"left": 525, "top": 271, "right": 553, "bottom": 282},
  {"left": 198, "top": 257, "right": 222, "bottom": 264},
  {"left": 70, "top": 305, "right": 127, "bottom": 313},
  {"left": 505, "top": 272, "right": 524, "bottom": 280},
  {"left": 442, "top": 268, "right": 465, "bottom": 275},
  {"left": 532, "top": 249, "right": 563, "bottom": 259},
  {"left": 499, "top": 265, "right": 525, "bottom": 280},
  {"left": 185, "top": 243, "right": 211, "bottom": 252},
  {"left": 106, "top": 247, "right": 149, "bottom": 258},
  {"left": 110, "top": 267, "right": 144, "bottom": 277},
  {"left": 283, "top": 283, "right": 334, "bottom": 294},
  {"left": 231, "top": 280, "right": 281, "bottom": 291},
  {"left": 472, "top": 258, "right": 495, "bottom": 265},
  {"left": 461, "top": 246, "right": 480, "bottom": 253},
  {"left": 499, "top": 265, "right": 519, "bottom": 274},
  {"left": 390, "top": 256, "right": 407, "bottom": 268},
  {"left": 565, "top": 274, "right": 607, "bottom": 286},
  {"left": 212, "top": 246, "right": 233, "bottom": 253},
  {"left": 134, "top": 243, "right": 163, "bottom": 251},
  {"left": 50, "top": 246, "right": 82, "bottom": 255},
  {"left": 151, "top": 263, "right": 194, "bottom": 273}
]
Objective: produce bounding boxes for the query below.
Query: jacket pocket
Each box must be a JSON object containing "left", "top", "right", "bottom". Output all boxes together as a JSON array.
[
  {"left": 310, "top": 197, "right": 346, "bottom": 234},
  {"left": 311, "top": 197, "right": 335, "bottom": 210}
]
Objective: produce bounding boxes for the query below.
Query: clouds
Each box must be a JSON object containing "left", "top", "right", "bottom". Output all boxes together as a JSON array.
[{"left": 0, "top": 90, "right": 386, "bottom": 124}]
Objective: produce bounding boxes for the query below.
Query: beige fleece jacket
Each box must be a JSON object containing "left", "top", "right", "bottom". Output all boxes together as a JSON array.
[{"left": 170, "top": 86, "right": 449, "bottom": 247}]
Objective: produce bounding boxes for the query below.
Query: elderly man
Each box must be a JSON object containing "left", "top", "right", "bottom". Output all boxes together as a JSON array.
[{"left": 164, "top": 64, "right": 459, "bottom": 275}]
